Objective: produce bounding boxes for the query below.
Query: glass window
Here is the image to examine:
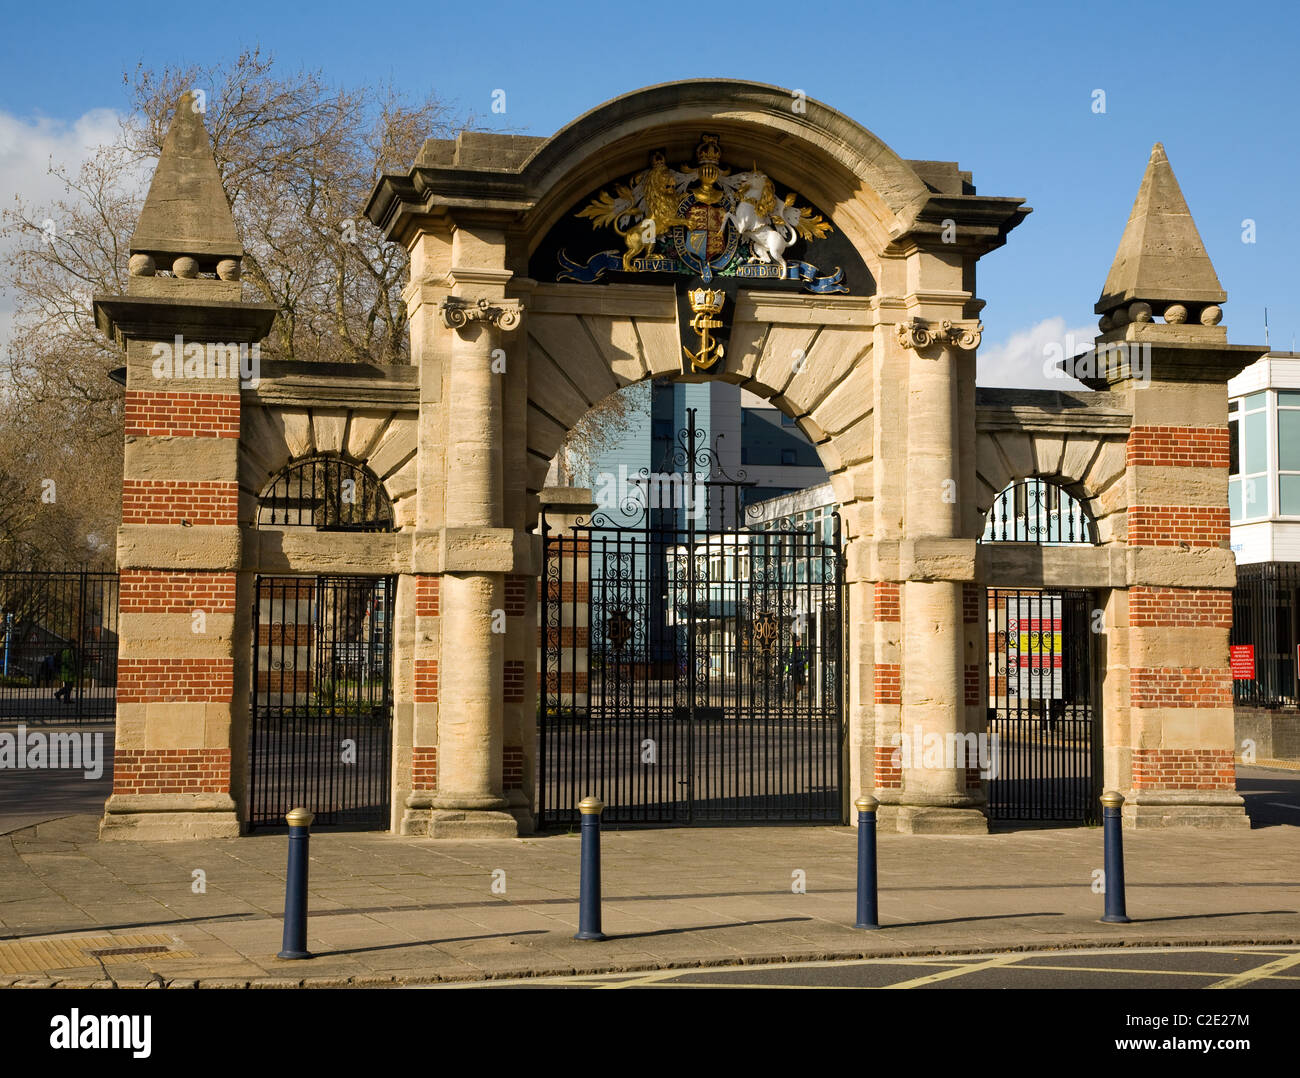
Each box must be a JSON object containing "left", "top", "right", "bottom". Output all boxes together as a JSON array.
[
  {"left": 1279, "top": 409, "right": 1300, "bottom": 472},
  {"left": 1245, "top": 409, "right": 1267, "bottom": 474},
  {"left": 1245, "top": 391, "right": 1268, "bottom": 410},
  {"left": 1229, "top": 417, "right": 1240, "bottom": 476},
  {"left": 781, "top": 449, "right": 797, "bottom": 465},
  {"left": 1281, "top": 475, "right": 1300, "bottom": 516},
  {"left": 1279, "top": 391, "right": 1300, "bottom": 407}
]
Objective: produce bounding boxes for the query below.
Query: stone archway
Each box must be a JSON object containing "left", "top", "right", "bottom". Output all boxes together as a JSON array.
[{"left": 364, "top": 79, "right": 1029, "bottom": 837}]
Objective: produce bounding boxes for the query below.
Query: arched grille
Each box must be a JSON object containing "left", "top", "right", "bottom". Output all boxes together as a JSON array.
[
  {"left": 257, "top": 455, "right": 394, "bottom": 532},
  {"left": 980, "top": 478, "right": 1097, "bottom": 545}
]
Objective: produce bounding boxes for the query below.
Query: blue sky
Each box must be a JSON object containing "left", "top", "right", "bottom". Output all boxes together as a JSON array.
[{"left": 2, "top": 0, "right": 1297, "bottom": 382}]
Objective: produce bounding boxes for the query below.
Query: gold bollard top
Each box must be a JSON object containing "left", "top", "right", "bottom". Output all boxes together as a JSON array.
[
  {"left": 1099, "top": 790, "right": 1124, "bottom": 809},
  {"left": 854, "top": 795, "right": 879, "bottom": 813},
  {"left": 578, "top": 796, "right": 605, "bottom": 816},
  {"left": 285, "top": 807, "right": 315, "bottom": 828}
]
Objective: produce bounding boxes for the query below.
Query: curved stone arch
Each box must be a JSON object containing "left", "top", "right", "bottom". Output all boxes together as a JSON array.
[
  {"left": 523, "top": 284, "right": 876, "bottom": 541},
  {"left": 238, "top": 404, "right": 419, "bottom": 528},
  {"left": 517, "top": 79, "right": 933, "bottom": 278},
  {"left": 974, "top": 428, "right": 1128, "bottom": 544}
]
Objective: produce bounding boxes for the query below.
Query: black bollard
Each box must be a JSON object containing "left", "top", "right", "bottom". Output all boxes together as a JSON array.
[
  {"left": 1100, "top": 790, "right": 1131, "bottom": 924},
  {"left": 277, "top": 807, "right": 315, "bottom": 959},
  {"left": 574, "top": 796, "right": 606, "bottom": 941},
  {"left": 853, "top": 795, "right": 880, "bottom": 930}
]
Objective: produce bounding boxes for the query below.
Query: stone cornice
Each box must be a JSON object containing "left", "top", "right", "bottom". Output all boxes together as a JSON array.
[{"left": 94, "top": 293, "right": 276, "bottom": 349}]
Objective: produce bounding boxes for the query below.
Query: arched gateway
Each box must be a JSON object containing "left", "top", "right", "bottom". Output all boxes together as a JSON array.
[{"left": 95, "top": 83, "right": 1266, "bottom": 840}]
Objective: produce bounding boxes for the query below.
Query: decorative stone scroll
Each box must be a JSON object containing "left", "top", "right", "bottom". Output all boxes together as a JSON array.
[
  {"left": 895, "top": 317, "right": 983, "bottom": 352},
  {"left": 440, "top": 296, "right": 523, "bottom": 332}
]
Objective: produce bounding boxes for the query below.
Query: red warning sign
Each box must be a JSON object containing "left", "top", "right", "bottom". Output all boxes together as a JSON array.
[{"left": 1230, "top": 644, "right": 1255, "bottom": 680}]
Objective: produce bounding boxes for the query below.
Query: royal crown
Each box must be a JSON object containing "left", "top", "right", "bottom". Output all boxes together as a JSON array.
[{"left": 688, "top": 288, "right": 725, "bottom": 315}]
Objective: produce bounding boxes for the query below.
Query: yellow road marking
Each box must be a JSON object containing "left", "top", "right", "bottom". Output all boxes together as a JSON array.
[
  {"left": 875, "top": 952, "right": 1025, "bottom": 989},
  {"left": 1205, "top": 949, "right": 1300, "bottom": 989}
]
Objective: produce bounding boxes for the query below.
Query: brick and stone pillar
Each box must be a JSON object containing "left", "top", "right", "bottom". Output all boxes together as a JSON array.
[
  {"left": 538, "top": 489, "right": 595, "bottom": 715},
  {"left": 94, "top": 93, "right": 274, "bottom": 839},
  {"left": 1087, "top": 142, "right": 1267, "bottom": 827}
]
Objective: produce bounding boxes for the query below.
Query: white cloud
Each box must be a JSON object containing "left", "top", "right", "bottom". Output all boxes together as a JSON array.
[
  {"left": 0, "top": 108, "right": 125, "bottom": 364},
  {"left": 977, "top": 315, "right": 1097, "bottom": 391}
]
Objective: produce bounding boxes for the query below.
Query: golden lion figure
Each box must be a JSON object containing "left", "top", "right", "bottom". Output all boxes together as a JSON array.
[{"left": 616, "top": 153, "right": 688, "bottom": 270}]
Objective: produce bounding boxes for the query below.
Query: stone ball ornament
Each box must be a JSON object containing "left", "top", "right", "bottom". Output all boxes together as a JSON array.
[
  {"left": 1110, "top": 305, "right": 1129, "bottom": 327},
  {"left": 216, "top": 258, "right": 240, "bottom": 281},
  {"left": 1128, "top": 301, "right": 1153, "bottom": 323},
  {"left": 1201, "top": 304, "right": 1223, "bottom": 326},
  {"left": 1098, "top": 313, "right": 1112, "bottom": 332},
  {"left": 1163, "top": 303, "right": 1188, "bottom": 324},
  {"left": 172, "top": 256, "right": 200, "bottom": 279},
  {"left": 128, "top": 253, "right": 156, "bottom": 277}
]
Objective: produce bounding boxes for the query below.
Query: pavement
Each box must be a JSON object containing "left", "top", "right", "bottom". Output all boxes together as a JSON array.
[{"left": 0, "top": 772, "right": 1298, "bottom": 987}]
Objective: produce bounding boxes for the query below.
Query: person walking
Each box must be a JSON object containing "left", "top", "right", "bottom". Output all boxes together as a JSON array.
[{"left": 53, "top": 645, "right": 76, "bottom": 701}]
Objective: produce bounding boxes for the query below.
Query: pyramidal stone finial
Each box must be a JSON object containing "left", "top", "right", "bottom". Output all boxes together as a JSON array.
[
  {"left": 1095, "top": 142, "right": 1225, "bottom": 324},
  {"left": 129, "top": 91, "right": 242, "bottom": 280}
]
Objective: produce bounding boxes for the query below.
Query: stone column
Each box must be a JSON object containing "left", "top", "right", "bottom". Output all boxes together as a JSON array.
[
  {"left": 888, "top": 312, "right": 986, "bottom": 833},
  {"left": 427, "top": 225, "right": 523, "bottom": 838}
]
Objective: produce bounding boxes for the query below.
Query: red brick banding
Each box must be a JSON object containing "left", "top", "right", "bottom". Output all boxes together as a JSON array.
[
  {"left": 1131, "top": 748, "right": 1235, "bottom": 791},
  {"left": 542, "top": 671, "right": 589, "bottom": 693},
  {"left": 873, "top": 582, "right": 900, "bottom": 622},
  {"left": 411, "top": 746, "right": 437, "bottom": 790},
  {"left": 121, "top": 480, "right": 238, "bottom": 525},
  {"left": 112, "top": 748, "right": 230, "bottom": 795},
  {"left": 544, "top": 581, "right": 590, "bottom": 602},
  {"left": 415, "top": 576, "right": 440, "bottom": 617},
  {"left": 1129, "top": 587, "right": 1232, "bottom": 627},
  {"left": 964, "top": 664, "right": 981, "bottom": 707},
  {"left": 504, "top": 660, "right": 525, "bottom": 703},
  {"left": 414, "top": 658, "right": 439, "bottom": 703},
  {"left": 124, "top": 391, "right": 240, "bottom": 438},
  {"left": 117, "top": 658, "right": 232, "bottom": 702},
  {"left": 874, "top": 743, "right": 902, "bottom": 789},
  {"left": 874, "top": 663, "right": 901, "bottom": 705},
  {"left": 966, "top": 766, "right": 983, "bottom": 791},
  {"left": 1127, "top": 506, "right": 1229, "bottom": 547},
  {"left": 537, "top": 626, "right": 590, "bottom": 648},
  {"left": 504, "top": 745, "right": 524, "bottom": 791},
  {"left": 505, "top": 575, "right": 528, "bottom": 617},
  {"left": 963, "top": 583, "right": 980, "bottom": 624},
  {"left": 119, "top": 570, "right": 236, "bottom": 613},
  {"left": 1130, "top": 666, "right": 1232, "bottom": 708},
  {"left": 1126, "top": 426, "right": 1229, "bottom": 469}
]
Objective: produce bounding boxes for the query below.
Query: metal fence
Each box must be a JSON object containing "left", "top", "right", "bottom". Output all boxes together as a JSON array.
[
  {"left": 0, "top": 571, "right": 119, "bottom": 725},
  {"left": 1232, "top": 562, "right": 1300, "bottom": 708}
]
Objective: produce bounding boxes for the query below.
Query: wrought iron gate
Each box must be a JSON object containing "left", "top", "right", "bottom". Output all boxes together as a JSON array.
[
  {"left": 0, "top": 570, "right": 118, "bottom": 725},
  {"left": 986, "top": 588, "right": 1100, "bottom": 823},
  {"left": 539, "top": 416, "right": 843, "bottom": 827},
  {"left": 249, "top": 575, "right": 394, "bottom": 829}
]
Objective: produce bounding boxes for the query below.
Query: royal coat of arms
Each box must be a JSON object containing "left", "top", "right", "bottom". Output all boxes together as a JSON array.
[{"left": 557, "top": 135, "right": 848, "bottom": 294}]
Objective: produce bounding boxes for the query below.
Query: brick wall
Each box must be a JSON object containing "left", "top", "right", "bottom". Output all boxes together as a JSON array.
[
  {"left": 415, "top": 575, "right": 440, "bottom": 616},
  {"left": 504, "top": 575, "right": 528, "bottom": 617},
  {"left": 874, "top": 743, "right": 901, "bottom": 789},
  {"left": 963, "top": 582, "right": 980, "bottom": 624},
  {"left": 873, "top": 582, "right": 900, "bottom": 621},
  {"left": 119, "top": 570, "right": 236, "bottom": 613},
  {"left": 874, "top": 663, "right": 901, "bottom": 705},
  {"left": 504, "top": 660, "right": 524, "bottom": 703},
  {"left": 117, "top": 658, "right": 233, "bottom": 702},
  {"left": 112, "top": 748, "right": 230, "bottom": 795},
  {"left": 411, "top": 746, "right": 437, "bottom": 790},
  {"left": 1130, "top": 667, "right": 1233, "bottom": 709},
  {"left": 1126, "top": 426, "right": 1229, "bottom": 468},
  {"left": 1127, "top": 506, "right": 1229, "bottom": 547},
  {"left": 1129, "top": 586, "right": 1232, "bottom": 627},
  {"left": 964, "top": 664, "right": 981, "bottom": 707},
  {"left": 121, "top": 480, "right": 238, "bottom": 525},
  {"left": 503, "top": 745, "right": 523, "bottom": 791},
  {"left": 124, "top": 391, "right": 240, "bottom": 438},
  {"left": 414, "top": 658, "right": 439, "bottom": 703},
  {"left": 1131, "top": 748, "right": 1235, "bottom": 790}
]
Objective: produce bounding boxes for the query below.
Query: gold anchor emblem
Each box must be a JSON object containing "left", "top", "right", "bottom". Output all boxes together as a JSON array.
[{"left": 683, "top": 287, "right": 726, "bottom": 373}]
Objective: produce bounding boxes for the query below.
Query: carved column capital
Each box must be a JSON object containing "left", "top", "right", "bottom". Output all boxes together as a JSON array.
[
  {"left": 440, "top": 296, "right": 523, "bottom": 332},
  {"left": 896, "top": 317, "right": 982, "bottom": 352}
]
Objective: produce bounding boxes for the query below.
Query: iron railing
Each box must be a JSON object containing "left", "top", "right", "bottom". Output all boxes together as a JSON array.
[
  {"left": 0, "top": 570, "right": 118, "bottom": 725},
  {"left": 986, "top": 587, "right": 1100, "bottom": 824},
  {"left": 249, "top": 574, "right": 394, "bottom": 828},
  {"left": 981, "top": 478, "right": 1097, "bottom": 545},
  {"left": 257, "top": 454, "right": 394, "bottom": 531},
  {"left": 1232, "top": 562, "right": 1300, "bottom": 708}
]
